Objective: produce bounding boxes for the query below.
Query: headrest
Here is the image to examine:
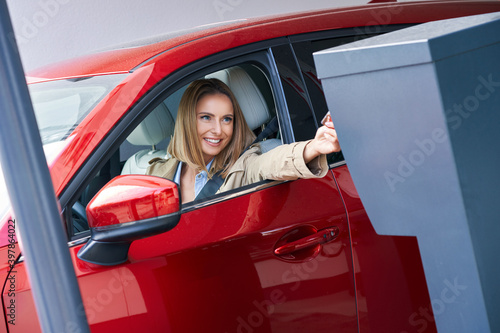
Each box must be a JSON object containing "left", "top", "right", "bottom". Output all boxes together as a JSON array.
[
  {"left": 126, "top": 102, "right": 175, "bottom": 146},
  {"left": 207, "top": 66, "right": 271, "bottom": 130}
]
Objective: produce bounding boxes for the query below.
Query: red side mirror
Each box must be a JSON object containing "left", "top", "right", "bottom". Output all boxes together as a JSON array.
[
  {"left": 86, "top": 175, "right": 180, "bottom": 227},
  {"left": 78, "top": 175, "right": 180, "bottom": 265}
]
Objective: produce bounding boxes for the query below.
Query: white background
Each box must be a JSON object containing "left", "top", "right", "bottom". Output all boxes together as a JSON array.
[{"left": 6, "top": 0, "right": 363, "bottom": 72}]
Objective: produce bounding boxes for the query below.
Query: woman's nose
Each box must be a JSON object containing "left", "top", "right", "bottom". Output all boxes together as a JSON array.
[{"left": 211, "top": 121, "right": 222, "bottom": 135}]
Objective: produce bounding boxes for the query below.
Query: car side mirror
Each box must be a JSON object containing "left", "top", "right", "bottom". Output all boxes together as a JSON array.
[{"left": 77, "top": 175, "right": 181, "bottom": 265}]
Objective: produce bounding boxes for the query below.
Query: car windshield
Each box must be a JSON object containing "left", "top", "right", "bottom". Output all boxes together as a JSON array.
[
  {"left": 29, "top": 74, "right": 128, "bottom": 144},
  {"left": 1, "top": 73, "right": 128, "bottom": 220}
]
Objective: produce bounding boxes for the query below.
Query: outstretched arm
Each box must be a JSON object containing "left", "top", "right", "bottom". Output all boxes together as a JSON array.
[{"left": 303, "top": 122, "right": 340, "bottom": 164}]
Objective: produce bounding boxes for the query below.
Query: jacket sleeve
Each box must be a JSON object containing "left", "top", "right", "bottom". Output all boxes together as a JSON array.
[
  {"left": 145, "top": 157, "right": 177, "bottom": 180},
  {"left": 238, "top": 140, "right": 328, "bottom": 183}
]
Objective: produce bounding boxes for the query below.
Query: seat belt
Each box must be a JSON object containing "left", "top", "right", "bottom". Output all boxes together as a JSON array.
[
  {"left": 195, "top": 171, "right": 224, "bottom": 201},
  {"left": 251, "top": 116, "right": 279, "bottom": 146},
  {"left": 195, "top": 116, "right": 279, "bottom": 200}
]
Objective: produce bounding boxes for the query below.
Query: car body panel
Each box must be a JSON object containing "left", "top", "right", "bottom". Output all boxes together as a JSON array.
[
  {"left": 332, "top": 165, "right": 437, "bottom": 333},
  {"left": 10, "top": 174, "right": 358, "bottom": 332}
]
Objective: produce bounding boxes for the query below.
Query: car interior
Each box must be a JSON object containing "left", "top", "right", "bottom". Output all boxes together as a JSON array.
[
  {"left": 71, "top": 63, "right": 282, "bottom": 236},
  {"left": 120, "top": 64, "right": 281, "bottom": 175}
]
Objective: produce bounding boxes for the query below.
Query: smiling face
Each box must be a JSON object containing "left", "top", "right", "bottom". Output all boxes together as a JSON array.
[{"left": 196, "top": 93, "right": 234, "bottom": 164}]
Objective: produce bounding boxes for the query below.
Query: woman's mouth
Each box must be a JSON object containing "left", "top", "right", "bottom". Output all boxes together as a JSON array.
[{"left": 204, "top": 138, "right": 222, "bottom": 145}]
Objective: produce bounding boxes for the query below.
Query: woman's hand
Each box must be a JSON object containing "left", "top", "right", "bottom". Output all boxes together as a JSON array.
[{"left": 303, "top": 122, "right": 341, "bottom": 164}]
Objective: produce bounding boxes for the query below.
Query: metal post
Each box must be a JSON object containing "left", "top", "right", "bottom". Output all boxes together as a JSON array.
[{"left": 0, "top": 1, "right": 90, "bottom": 332}]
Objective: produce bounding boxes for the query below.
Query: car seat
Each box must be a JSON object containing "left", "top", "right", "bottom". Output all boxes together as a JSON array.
[
  {"left": 121, "top": 102, "right": 175, "bottom": 175},
  {"left": 206, "top": 66, "right": 282, "bottom": 153},
  {"left": 122, "top": 66, "right": 281, "bottom": 175}
]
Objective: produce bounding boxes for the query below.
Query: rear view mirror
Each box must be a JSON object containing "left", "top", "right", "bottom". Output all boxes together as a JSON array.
[{"left": 77, "top": 175, "right": 180, "bottom": 265}]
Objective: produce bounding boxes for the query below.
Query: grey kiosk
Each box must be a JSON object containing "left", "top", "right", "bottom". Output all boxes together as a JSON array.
[{"left": 314, "top": 12, "right": 500, "bottom": 333}]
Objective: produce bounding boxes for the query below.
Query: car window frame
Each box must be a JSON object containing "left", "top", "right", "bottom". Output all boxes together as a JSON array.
[
  {"left": 141, "top": 57, "right": 292, "bottom": 213},
  {"left": 63, "top": 25, "right": 414, "bottom": 241},
  {"left": 124, "top": 52, "right": 297, "bottom": 209},
  {"left": 62, "top": 39, "right": 294, "bottom": 241}
]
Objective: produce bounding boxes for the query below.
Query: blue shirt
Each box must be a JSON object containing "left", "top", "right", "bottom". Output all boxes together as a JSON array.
[{"left": 174, "top": 160, "right": 214, "bottom": 198}]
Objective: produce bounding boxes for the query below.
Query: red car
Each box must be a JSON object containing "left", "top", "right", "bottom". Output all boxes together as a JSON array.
[{"left": 1, "top": 1, "right": 499, "bottom": 332}]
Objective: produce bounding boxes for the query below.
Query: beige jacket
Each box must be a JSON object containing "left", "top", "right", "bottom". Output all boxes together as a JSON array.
[{"left": 146, "top": 140, "right": 328, "bottom": 194}]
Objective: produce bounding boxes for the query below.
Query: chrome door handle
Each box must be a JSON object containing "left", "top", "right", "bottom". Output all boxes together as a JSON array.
[{"left": 274, "top": 227, "right": 339, "bottom": 256}]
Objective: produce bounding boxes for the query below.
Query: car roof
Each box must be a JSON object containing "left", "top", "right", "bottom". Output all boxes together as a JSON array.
[{"left": 26, "top": 0, "right": 500, "bottom": 83}]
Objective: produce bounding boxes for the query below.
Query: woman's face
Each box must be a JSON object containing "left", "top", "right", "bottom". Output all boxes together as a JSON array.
[{"left": 196, "top": 93, "right": 234, "bottom": 164}]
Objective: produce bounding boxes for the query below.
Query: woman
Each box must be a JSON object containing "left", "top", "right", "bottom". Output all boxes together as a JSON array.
[{"left": 146, "top": 78, "right": 340, "bottom": 203}]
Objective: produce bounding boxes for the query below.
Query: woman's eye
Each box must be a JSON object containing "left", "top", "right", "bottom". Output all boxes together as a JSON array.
[
  {"left": 200, "top": 115, "right": 210, "bottom": 121},
  {"left": 223, "top": 117, "right": 233, "bottom": 123}
]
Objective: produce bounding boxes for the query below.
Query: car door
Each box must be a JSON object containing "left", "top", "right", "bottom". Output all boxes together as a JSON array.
[{"left": 5, "top": 52, "right": 357, "bottom": 332}]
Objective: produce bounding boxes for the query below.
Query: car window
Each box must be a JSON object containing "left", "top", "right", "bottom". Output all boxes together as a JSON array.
[
  {"left": 119, "top": 63, "right": 278, "bottom": 176},
  {"left": 69, "top": 63, "right": 280, "bottom": 236},
  {"left": 291, "top": 36, "right": 361, "bottom": 126},
  {"left": 271, "top": 43, "right": 317, "bottom": 142},
  {"left": 290, "top": 37, "right": 363, "bottom": 165},
  {"left": 272, "top": 41, "right": 345, "bottom": 164},
  {"left": 29, "top": 74, "right": 128, "bottom": 144}
]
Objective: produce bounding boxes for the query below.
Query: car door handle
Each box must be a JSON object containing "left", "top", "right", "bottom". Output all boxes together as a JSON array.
[{"left": 274, "top": 227, "right": 339, "bottom": 256}]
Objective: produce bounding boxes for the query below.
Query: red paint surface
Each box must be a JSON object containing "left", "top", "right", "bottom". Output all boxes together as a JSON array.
[
  {"left": 87, "top": 175, "right": 180, "bottom": 227},
  {"left": 333, "top": 165, "right": 437, "bottom": 333}
]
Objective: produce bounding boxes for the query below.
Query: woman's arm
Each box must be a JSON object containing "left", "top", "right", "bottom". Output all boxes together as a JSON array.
[{"left": 220, "top": 122, "right": 341, "bottom": 190}]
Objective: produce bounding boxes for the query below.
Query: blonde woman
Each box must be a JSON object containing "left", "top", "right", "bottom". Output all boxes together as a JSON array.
[{"left": 146, "top": 78, "right": 340, "bottom": 203}]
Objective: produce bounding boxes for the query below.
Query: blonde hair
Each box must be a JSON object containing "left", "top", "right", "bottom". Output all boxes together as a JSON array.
[{"left": 167, "top": 78, "right": 255, "bottom": 178}]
